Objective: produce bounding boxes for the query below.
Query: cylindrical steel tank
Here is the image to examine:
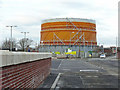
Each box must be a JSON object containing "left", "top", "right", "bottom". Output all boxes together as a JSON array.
[{"left": 40, "top": 18, "right": 97, "bottom": 46}]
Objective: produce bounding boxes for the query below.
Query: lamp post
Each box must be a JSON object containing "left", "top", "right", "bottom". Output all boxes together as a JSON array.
[
  {"left": 78, "top": 39, "right": 81, "bottom": 58},
  {"left": 21, "top": 32, "right": 29, "bottom": 39},
  {"left": 6, "top": 25, "right": 17, "bottom": 51},
  {"left": 84, "top": 40, "right": 85, "bottom": 58},
  {"left": 90, "top": 40, "right": 93, "bottom": 57},
  {"left": 21, "top": 32, "right": 29, "bottom": 51},
  {"left": 116, "top": 37, "right": 118, "bottom": 57},
  {"left": 101, "top": 43, "right": 104, "bottom": 53},
  {"left": 91, "top": 40, "right": 93, "bottom": 51}
]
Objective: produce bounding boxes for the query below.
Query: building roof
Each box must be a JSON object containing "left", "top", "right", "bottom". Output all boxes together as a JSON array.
[{"left": 42, "top": 18, "right": 96, "bottom": 24}]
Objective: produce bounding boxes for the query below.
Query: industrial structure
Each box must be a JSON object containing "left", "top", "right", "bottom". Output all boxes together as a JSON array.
[{"left": 39, "top": 18, "right": 97, "bottom": 57}]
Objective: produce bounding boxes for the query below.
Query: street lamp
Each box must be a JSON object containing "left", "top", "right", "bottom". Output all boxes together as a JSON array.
[
  {"left": 21, "top": 32, "right": 29, "bottom": 39},
  {"left": 6, "top": 25, "right": 17, "bottom": 51},
  {"left": 78, "top": 39, "right": 81, "bottom": 58},
  {"left": 91, "top": 40, "right": 93, "bottom": 51},
  {"left": 116, "top": 37, "right": 118, "bottom": 56},
  {"left": 21, "top": 32, "right": 29, "bottom": 51},
  {"left": 84, "top": 40, "right": 85, "bottom": 58}
]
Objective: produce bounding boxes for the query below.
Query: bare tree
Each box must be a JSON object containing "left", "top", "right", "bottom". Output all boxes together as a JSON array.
[
  {"left": 2, "top": 38, "right": 17, "bottom": 50},
  {"left": 18, "top": 38, "right": 33, "bottom": 51}
]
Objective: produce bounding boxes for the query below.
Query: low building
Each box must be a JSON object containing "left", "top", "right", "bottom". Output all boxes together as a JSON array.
[
  {"left": 104, "top": 48, "right": 112, "bottom": 56},
  {"left": 110, "top": 47, "right": 117, "bottom": 55},
  {"left": 117, "top": 47, "right": 120, "bottom": 59}
]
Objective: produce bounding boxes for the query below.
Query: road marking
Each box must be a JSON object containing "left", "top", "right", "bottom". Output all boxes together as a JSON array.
[
  {"left": 79, "top": 76, "right": 85, "bottom": 85},
  {"left": 80, "top": 70, "right": 98, "bottom": 72},
  {"left": 63, "top": 69, "right": 70, "bottom": 71},
  {"left": 51, "top": 68, "right": 58, "bottom": 70},
  {"left": 86, "top": 76, "right": 98, "bottom": 78},
  {"left": 51, "top": 68, "right": 70, "bottom": 71},
  {"left": 104, "top": 74, "right": 118, "bottom": 76},
  {"left": 50, "top": 73, "right": 62, "bottom": 90},
  {"left": 111, "top": 74, "right": 118, "bottom": 76},
  {"left": 58, "top": 60, "right": 63, "bottom": 69}
]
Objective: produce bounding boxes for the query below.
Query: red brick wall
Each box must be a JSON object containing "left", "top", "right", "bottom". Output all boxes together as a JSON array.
[
  {"left": 0, "top": 58, "right": 51, "bottom": 89},
  {"left": 0, "top": 67, "right": 2, "bottom": 90}
]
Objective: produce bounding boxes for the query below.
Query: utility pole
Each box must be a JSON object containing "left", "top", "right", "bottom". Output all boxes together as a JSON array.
[
  {"left": 78, "top": 39, "right": 81, "bottom": 58},
  {"left": 70, "top": 32, "right": 71, "bottom": 47},
  {"left": 84, "top": 40, "right": 85, "bottom": 58},
  {"left": 116, "top": 36, "right": 118, "bottom": 57},
  {"left": 91, "top": 40, "right": 93, "bottom": 57},
  {"left": 6, "top": 25, "right": 17, "bottom": 51},
  {"left": 91, "top": 40, "right": 92, "bottom": 51},
  {"left": 21, "top": 32, "right": 29, "bottom": 51},
  {"left": 102, "top": 43, "right": 104, "bottom": 53},
  {"left": 87, "top": 41, "right": 88, "bottom": 57},
  {"left": 21, "top": 32, "right": 29, "bottom": 39}
]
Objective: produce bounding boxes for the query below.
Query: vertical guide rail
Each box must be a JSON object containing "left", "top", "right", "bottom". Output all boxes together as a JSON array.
[
  {"left": 65, "top": 18, "right": 85, "bottom": 45},
  {"left": 66, "top": 18, "right": 86, "bottom": 58},
  {"left": 53, "top": 32, "right": 65, "bottom": 45}
]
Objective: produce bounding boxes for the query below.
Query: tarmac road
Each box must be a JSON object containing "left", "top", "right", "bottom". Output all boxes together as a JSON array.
[{"left": 39, "top": 58, "right": 119, "bottom": 89}]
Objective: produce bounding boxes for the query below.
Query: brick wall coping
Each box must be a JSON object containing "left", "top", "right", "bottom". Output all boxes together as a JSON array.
[{"left": 0, "top": 50, "right": 52, "bottom": 67}]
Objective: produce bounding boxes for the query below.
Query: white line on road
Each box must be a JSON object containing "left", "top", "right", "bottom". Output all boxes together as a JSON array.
[
  {"left": 51, "top": 68, "right": 58, "bottom": 70},
  {"left": 79, "top": 76, "right": 85, "bottom": 86},
  {"left": 50, "top": 73, "right": 62, "bottom": 90},
  {"left": 63, "top": 69, "right": 70, "bottom": 71},
  {"left": 57, "top": 60, "right": 63, "bottom": 69},
  {"left": 80, "top": 70, "right": 98, "bottom": 72},
  {"left": 51, "top": 68, "right": 70, "bottom": 71},
  {"left": 86, "top": 76, "right": 98, "bottom": 78}
]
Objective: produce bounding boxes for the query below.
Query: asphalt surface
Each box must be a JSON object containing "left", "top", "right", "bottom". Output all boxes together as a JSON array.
[{"left": 38, "top": 58, "right": 119, "bottom": 89}]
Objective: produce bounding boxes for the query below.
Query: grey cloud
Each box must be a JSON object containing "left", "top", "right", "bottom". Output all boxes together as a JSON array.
[
  {"left": 60, "top": 1, "right": 114, "bottom": 14},
  {"left": 98, "top": 36, "right": 116, "bottom": 46},
  {"left": 61, "top": 1, "right": 101, "bottom": 12},
  {"left": 0, "top": 0, "right": 118, "bottom": 47},
  {"left": 7, "top": 9, "right": 65, "bottom": 27},
  {"left": 62, "top": 2, "right": 87, "bottom": 8},
  {"left": 0, "top": 1, "right": 2, "bottom": 8}
]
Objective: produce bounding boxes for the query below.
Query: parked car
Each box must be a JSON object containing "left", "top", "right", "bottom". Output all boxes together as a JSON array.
[{"left": 100, "top": 54, "right": 106, "bottom": 59}]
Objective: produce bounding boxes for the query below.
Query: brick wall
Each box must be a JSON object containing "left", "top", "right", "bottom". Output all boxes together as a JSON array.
[
  {"left": 0, "top": 67, "right": 2, "bottom": 90},
  {"left": 0, "top": 58, "right": 51, "bottom": 89}
]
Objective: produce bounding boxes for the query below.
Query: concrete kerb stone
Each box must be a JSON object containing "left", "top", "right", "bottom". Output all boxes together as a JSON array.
[
  {"left": 0, "top": 51, "right": 52, "bottom": 67},
  {"left": 0, "top": 51, "right": 2, "bottom": 68}
]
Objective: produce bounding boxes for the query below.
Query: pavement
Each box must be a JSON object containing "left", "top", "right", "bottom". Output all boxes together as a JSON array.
[{"left": 38, "top": 57, "right": 119, "bottom": 89}]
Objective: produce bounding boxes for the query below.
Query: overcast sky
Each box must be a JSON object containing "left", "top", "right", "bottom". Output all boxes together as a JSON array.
[{"left": 0, "top": 0, "right": 119, "bottom": 47}]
